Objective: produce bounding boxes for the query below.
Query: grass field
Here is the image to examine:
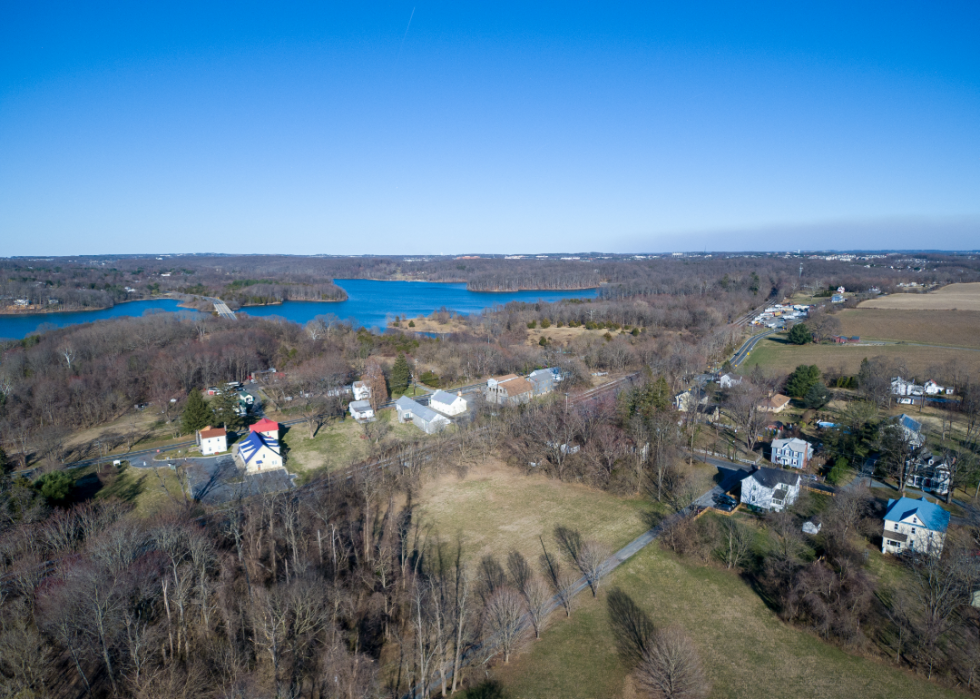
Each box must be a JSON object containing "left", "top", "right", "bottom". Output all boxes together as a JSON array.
[
  {"left": 837, "top": 308, "right": 980, "bottom": 349},
  {"left": 280, "top": 409, "right": 420, "bottom": 472},
  {"left": 743, "top": 335, "right": 980, "bottom": 375},
  {"left": 859, "top": 282, "right": 980, "bottom": 311},
  {"left": 71, "top": 462, "right": 189, "bottom": 517},
  {"left": 466, "top": 527, "right": 964, "bottom": 699},
  {"left": 414, "top": 459, "right": 661, "bottom": 565}
]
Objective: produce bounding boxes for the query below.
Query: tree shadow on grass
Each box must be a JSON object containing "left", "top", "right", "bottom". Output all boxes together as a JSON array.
[
  {"left": 463, "top": 680, "right": 508, "bottom": 699},
  {"left": 96, "top": 466, "right": 146, "bottom": 505},
  {"left": 70, "top": 472, "right": 104, "bottom": 502}
]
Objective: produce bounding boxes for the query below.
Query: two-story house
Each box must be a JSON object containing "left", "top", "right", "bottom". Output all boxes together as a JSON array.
[
  {"left": 740, "top": 467, "right": 801, "bottom": 512},
  {"left": 881, "top": 496, "right": 949, "bottom": 557},
  {"left": 770, "top": 437, "right": 814, "bottom": 469}
]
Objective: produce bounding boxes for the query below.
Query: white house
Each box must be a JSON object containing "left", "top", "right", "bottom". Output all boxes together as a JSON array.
[
  {"left": 740, "top": 467, "right": 801, "bottom": 512},
  {"left": 881, "top": 496, "right": 949, "bottom": 557},
  {"left": 234, "top": 431, "right": 284, "bottom": 472},
  {"left": 197, "top": 426, "right": 227, "bottom": 455},
  {"left": 891, "top": 377, "right": 920, "bottom": 396},
  {"left": 770, "top": 437, "right": 814, "bottom": 469},
  {"left": 395, "top": 397, "right": 451, "bottom": 434},
  {"left": 485, "top": 375, "right": 534, "bottom": 406},
  {"left": 429, "top": 390, "right": 468, "bottom": 416},
  {"left": 924, "top": 380, "right": 953, "bottom": 396},
  {"left": 249, "top": 418, "right": 280, "bottom": 440},
  {"left": 718, "top": 374, "right": 742, "bottom": 389},
  {"left": 674, "top": 391, "right": 707, "bottom": 413},
  {"left": 352, "top": 381, "right": 371, "bottom": 401},
  {"left": 349, "top": 399, "right": 375, "bottom": 422}
]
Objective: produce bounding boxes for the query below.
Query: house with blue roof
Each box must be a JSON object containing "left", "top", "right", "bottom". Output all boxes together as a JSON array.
[
  {"left": 234, "top": 430, "right": 284, "bottom": 473},
  {"left": 881, "top": 496, "right": 949, "bottom": 557},
  {"left": 896, "top": 413, "right": 925, "bottom": 447}
]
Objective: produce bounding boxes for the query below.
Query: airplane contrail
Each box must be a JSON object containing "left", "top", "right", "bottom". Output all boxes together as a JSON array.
[{"left": 397, "top": 7, "right": 415, "bottom": 60}]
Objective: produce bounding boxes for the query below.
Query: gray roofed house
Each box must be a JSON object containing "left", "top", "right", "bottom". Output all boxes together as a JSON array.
[
  {"left": 429, "top": 390, "right": 468, "bottom": 416},
  {"left": 395, "top": 396, "right": 452, "bottom": 434},
  {"left": 528, "top": 368, "right": 559, "bottom": 395},
  {"left": 740, "top": 467, "right": 801, "bottom": 512}
]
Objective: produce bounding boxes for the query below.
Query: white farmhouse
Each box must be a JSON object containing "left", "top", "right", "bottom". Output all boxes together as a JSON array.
[
  {"left": 429, "top": 390, "right": 468, "bottom": 416},
  {"left": 881, "top": 496, "right": 949, "bottom": 557},
  {"left": 718, "top": 374, "right": 742, "bottom": 389},
  {"left": 770, "top": 437, "right": 814, "bottom": 469},
  {"left": 352, "top": 381, "right": 371, "bottom": 401},
  {"left": 740, "top": 467, "right": 801, "bottom": 512},
  {"left": 234, "top": 431, "right": 284, "bottom": 472},
  {"left": 196, "top": 426, "right": 227, "bottom": 456}
]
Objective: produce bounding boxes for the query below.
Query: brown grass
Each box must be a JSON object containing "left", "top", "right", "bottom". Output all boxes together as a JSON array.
[
  {"left": 414, "top": 459, "right": 655, "bottom": 565},
  {"left": 744, "top": 336, "right": 980, "bottom": 375},
  {"left": 393, "top": 317, "right": 470, "bottom": 333},
  {"left": 837, "top": 308, "right": 980, "bottom": 348},
  {"left": 859, "top": 282, "right": 980, "bottom": 311},
  {"left": 467, "top": 530, "right": 966, "bottom": 699}
]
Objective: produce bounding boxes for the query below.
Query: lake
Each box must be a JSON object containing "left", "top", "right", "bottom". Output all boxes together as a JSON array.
[{"left": 0, "top": 280, "right": 597, "bottom": 339}]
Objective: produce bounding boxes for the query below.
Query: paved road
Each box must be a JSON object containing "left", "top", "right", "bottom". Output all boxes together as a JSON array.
[{"left": 731, "top": 329, "right": 775, "bottom": 367}]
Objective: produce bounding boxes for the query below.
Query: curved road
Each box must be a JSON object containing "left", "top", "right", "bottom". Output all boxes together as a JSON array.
[{"left": 731, "top": 329, "right": 775, "bottom": 367}]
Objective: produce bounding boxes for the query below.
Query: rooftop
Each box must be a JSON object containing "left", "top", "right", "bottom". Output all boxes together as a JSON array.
[
  {"left": 395, "top": 396, "right": 449, "bottom": 424},
  {"left": 250, "top": 417, "right": 280, "bottom": 434},
  {"left": 747, "top": 466, "right": 801, "bottom": 489},
  {"left": 884, "top": 496, "right": 950, "bottom": 532}
]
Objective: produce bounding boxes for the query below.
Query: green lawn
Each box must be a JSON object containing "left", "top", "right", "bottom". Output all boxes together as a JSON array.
[
  {"left": 71, "top": 461, "right": 191, "bottom": 518},
  {"left": 465, "top": 538, "right": 964, "bottom": 699}
]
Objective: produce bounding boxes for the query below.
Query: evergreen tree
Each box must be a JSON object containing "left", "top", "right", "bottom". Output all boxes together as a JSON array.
[
  {"left": 211, "top": 391, "right": 244, "bottom": 431},
  {"left": 788, "top": 323, "right": 812, "bottom": 345},
  {"left": 181, "top": 388, "right": 215, "bottom": 434},
  {"left": 803, "top": 381, "right": 831, "bottom": 409},
  {"left": 786, "top": 364, "right": 821, "bottom": 398},
  {"left": 390, "top": 353, "right": 411, "bottom": 394},
  {"left": 35, "top": 471, "right": 75, "bottom": 503}
]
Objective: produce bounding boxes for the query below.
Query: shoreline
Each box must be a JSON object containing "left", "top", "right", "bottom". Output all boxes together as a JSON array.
[
  {"left": 0, "top": 295, "right": 163, "bottom": 317},
  {"left": 335, "top": 277, "right": 599, "bottom": 293}
]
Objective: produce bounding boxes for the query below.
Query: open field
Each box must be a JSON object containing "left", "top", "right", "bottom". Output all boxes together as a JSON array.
[
  {"left": 279, "top": 409, "right": 420, "bottom": 472},
  {"left": 415, "top": 459, "right": 658, "bottom": 565},
  {"left": 859, "top": 282, "right": 980, "bottom": 311},
  {"left": 743, "top": 335, "right": 980, "bottom": 375},
  {"left": 393, "top": 316, "right": 471, "bottom": 334},
  {"left": 467, "top": 530, "right": 964, "bottom": 699},
  {"left": 837, "top": 308, "right": 980, "bottom": 348}
]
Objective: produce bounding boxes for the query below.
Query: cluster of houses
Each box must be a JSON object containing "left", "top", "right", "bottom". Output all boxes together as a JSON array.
[
  {"left": 738, "top": 464, "right": 950, "bottom": 557},
  {"left": 891, "top": 376, "right": 954, "bottom": 404},
  {"left": 195, "top": 417, "right": 285, "bottom": 472},
  {"left": 751, "top": 303, "right": 812, "bottom": 329}
]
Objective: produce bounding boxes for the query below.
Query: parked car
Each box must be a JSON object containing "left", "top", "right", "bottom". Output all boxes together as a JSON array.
[{"left": 713, "top": 493, "right": 738, "bottom": 512}]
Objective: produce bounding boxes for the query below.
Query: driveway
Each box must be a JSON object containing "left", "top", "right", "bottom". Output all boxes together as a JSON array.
[{"left": 181, "top": 456, "right": 295, "bottom": 505}]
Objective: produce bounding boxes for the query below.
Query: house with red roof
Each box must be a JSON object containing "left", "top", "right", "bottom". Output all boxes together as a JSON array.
[{"left": 249, "top": 418, "right": 280, "bottom": 440}]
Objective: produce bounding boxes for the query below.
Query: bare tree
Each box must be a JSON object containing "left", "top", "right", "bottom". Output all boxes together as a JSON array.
[
  {"left": 481, "top": 586, "right": 526, "bottom": 664},
  {"left": 635, "top": 626, "right": 710, "bottom": 699},
  {"left": 720, "top": 518, "right": 751, "bottom": 570}
]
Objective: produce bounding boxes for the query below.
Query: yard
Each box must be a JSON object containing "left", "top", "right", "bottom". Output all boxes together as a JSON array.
[
  {"left": 414, "top": 459, "right": 662, "bottom": 566},
  {"left": 279, "top": 408, "right": 421, "bottom": 473},
  {"left": 463, "top": 517, "right": 966, "bottom": 699},
  {"left": 742, "top": 334, "right": 980, "bottom": 375},
  {"left": 837, "top": 308, "right": 980, "bottom": 349},
  {"left": 71, "top": 461, "right": 191, "bottom": 518}
]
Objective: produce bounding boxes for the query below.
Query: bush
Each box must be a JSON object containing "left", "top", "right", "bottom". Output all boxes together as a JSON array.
[
  {"left": 408, "top": 320, "right": 415, "bottom": 327},
  {"left": 786, "top": 364, "right": 821, "bottom": 398},
  {"left": 540, "top": 318, "right": 551, "bottom": 329},
  {"left": 527, "top": 320, "right": 537, "bottom": 329},
  {"left": 420, "top": 370, "right": 441, "bottom": 387},
  {"left": 539, "top": 336, "right": 548, "bottom": 346},
  {"left": 803, "top": 381, "right": 831, "bottom": 409},
  {"left": 35, "top": 471, "right": 75, "bottom": 503},
  {"left": 827, "top": 457, "right": 850, "bottom": 485},
  {"left": 631, "top": 328, "right": 640, "bottom": 336}
]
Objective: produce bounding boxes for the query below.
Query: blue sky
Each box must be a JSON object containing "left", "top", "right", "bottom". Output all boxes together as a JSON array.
[{"left": 1, "top": 2, "right": 978, "bottom": 255}]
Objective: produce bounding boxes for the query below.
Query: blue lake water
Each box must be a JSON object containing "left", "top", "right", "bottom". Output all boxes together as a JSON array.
[
  {"left": 0, "top": 299, "right": 194, "bottom": 340},
  {"left": 240, "top": 279, "right": 598, "bottom": 329},
  {"left": 0, "top": 280, "right": 597, "bottom": 339}
]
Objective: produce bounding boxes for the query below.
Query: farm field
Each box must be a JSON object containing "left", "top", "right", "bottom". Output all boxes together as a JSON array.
[
  {"left": 837, "top": 308, "right": 980, "bottom": 348},
  {"left": 859, "top": 282, "right": 980, "bottom": 311},
  {"left": 464, "top": 530, "right": 964, "bottom": 699},
  {"left": 742, "top": 335, "right": 980, "bottom": 375},
  {"left": 414, "top": 459, "right": 659, "bottom": 565}
]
